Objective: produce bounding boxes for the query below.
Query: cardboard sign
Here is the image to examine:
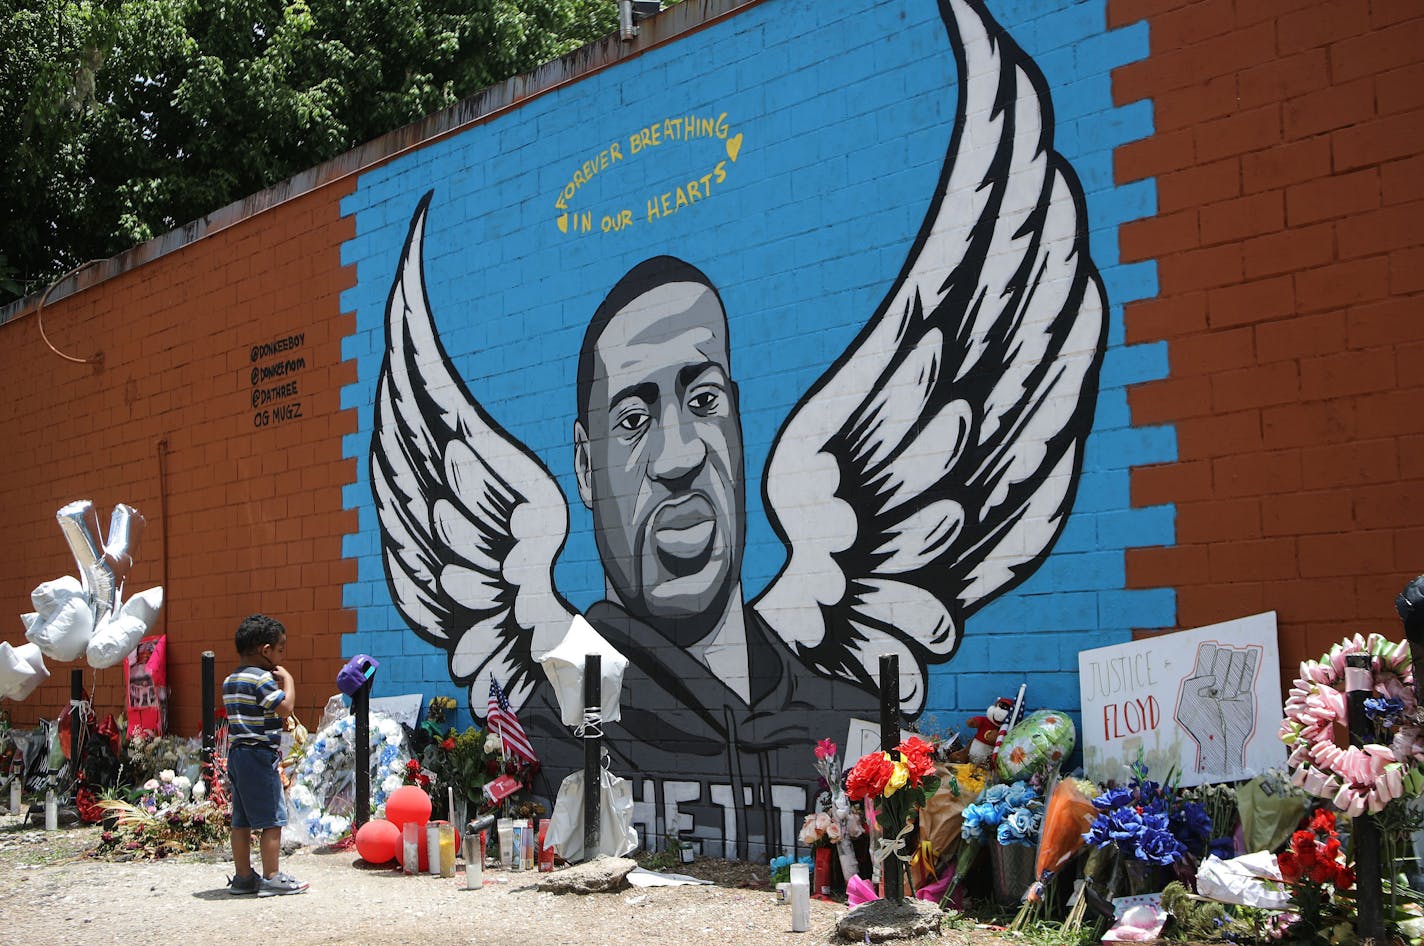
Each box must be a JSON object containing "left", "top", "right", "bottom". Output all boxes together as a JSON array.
[
  {"left": 369, "top": 693, "right": 424, "bottom": 729},
  {"left": 1079, "top": 612, "right": 1286, "bottom": 787},
  {"left": 483, "top": 773, "right": 521, "bottom": 804}
]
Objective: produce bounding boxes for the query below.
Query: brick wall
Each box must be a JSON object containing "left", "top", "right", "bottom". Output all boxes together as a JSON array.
[
  {"left": 1117, "top": 0, "right": 1424, "bottom": 671},
  {"left": 0, "top": 184, "right": 357, "bottom": 734}
]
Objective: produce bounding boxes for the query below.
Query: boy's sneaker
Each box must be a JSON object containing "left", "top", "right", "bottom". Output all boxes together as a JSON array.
[
  {"left": 227, "top": 872, "right": 260, "bottom": 895},
  {"left": 258, "top": 871, "right": 309, "bottom": 897}
]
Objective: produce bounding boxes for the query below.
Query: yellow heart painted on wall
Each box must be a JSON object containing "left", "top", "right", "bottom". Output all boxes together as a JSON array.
[
  {"left": 726, "top": 133, "right": 743, "bottom": 162},
  {"left": 556, "top": 214, "right": 568, "bottom": 234}
]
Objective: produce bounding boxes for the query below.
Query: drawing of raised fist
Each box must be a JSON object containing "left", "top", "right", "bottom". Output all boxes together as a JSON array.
[{"left": 1174, "top": 642, "right": 1259, "bottom": 775}]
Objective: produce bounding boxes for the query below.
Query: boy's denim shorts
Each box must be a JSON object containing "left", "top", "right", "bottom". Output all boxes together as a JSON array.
[{"left": 227, "top": 742, "right": 286, "bottom": 830}]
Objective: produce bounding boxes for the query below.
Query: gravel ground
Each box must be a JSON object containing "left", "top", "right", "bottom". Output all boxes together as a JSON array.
[{"left": 0, "top": 815, "right": 1019, "bottom": 946}]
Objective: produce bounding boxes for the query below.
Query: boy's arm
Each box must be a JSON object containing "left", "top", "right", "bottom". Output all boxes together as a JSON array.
[{"left": 272, "top": 665, "right": 296, "bottom": 718}]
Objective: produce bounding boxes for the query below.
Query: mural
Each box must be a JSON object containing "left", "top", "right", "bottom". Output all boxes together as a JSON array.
[{"left": 366, "top": 0, "right": 1109, "bottom": 858}]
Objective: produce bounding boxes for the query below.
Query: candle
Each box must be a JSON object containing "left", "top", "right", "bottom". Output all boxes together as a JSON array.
[
  {"left": 426, "top": 822, "right": 441, "bottom": 875},
  {"left": 403, "top": 822, "right": 420, "bottom": 875},
  {"left": 439, "top": 823, "right": 456, "bottom": 877}
]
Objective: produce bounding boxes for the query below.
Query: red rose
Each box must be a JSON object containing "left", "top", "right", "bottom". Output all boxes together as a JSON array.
[
  {"left": 1334, "top": 866, "right": 1354, "bottom": 890},
  {"left": 406, "top": 759, "right": 421, "bottom": 773},
  {"left": 1307, "top": 860, "right": 1337, "bottom": 885},
  {"left": 1276, "top": 850, "right": 1301, "bottom": 883},
  {"left": 1294, "top": 841, "right": 1318, "bottom": 868},
  {"left": 441, "top": 736, "right": 456, "bottom": 752},
  {"left": 1308, "top": 809, "right": 1335, "bottom": 834},
  {"left": 1290, "top": 829, "right": 1315, "bottom": 852},
  {"left": 846, "top": 752, "right": 893, "bottom": 801}
]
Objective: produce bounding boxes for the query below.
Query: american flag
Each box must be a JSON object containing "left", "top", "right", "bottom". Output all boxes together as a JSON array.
[{"left": 486, "top": 677, "right": 537, "bottom": 764}]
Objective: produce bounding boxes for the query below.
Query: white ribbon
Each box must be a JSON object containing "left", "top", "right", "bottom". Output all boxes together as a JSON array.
[
  {"left": 573, "top": 706, "right": 603, "bottom": 739},
  {"left": 871, "top": 814, "right": 916, "bottom": 865}
]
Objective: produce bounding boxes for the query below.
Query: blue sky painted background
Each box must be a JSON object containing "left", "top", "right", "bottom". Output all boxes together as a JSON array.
[{"left": 338, "top": 0, "right": 1175, "bottom": 732}]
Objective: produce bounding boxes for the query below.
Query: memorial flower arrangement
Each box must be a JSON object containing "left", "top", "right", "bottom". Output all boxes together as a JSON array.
[
  {"left": 284, "top": 712, "right": 410, "bottom": 845},
  {"left": 94, "top": 767, "right": 230, "bottom": 859},
  {"left": 845, "top": 735, "right": 940, "bottom": 877},
  {"left": 1280, "top": 632, "right": 1424, "bottom": 816},
  {"left": 961, "top": 780, "right": 1043, "bottom": 847},
  {"left": 1272, "top": 809, "right": 1356, "bottom": 944},
  {"left": 1083, "top": 760, "right": 1211, "bottom": 868}
]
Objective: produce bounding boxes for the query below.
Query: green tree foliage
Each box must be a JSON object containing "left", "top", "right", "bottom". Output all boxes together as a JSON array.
[{"left": 0, "top": 0, "right": 621, "bottom": 303}]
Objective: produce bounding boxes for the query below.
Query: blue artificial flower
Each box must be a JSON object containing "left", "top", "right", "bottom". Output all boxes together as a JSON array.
[
  {"left": 997, "top": 807, "right": 1037, "bottom": 846},
  {"left": 1004, "top": 781, "right": 1037, "bottom": 809},
  {"left": 1171, "top": 801, "right": 1213, "bottom": 854},
  {"left": 982, "top": 783, "right": 1011, "bottom": 806},
  {"left": 962, "top": 801, "right": 1004, "bottom": 842},
  {"left": 1208, "top": 836, "right": 1236, "bottom": 860},
  {"left": 1365, "top": 696, "right": 1406, "bottom": 730},
  {"left": 1093, "top": 786, "right": 1133, "bottom": 813}
]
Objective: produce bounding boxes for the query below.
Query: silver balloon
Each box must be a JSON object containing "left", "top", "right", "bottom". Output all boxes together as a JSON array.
[
  {"left": 102, "top": 504, "right": 144, "bottom": 601},
  {"left": 54, "top": 500, "right": 143, "bottom": 623}
]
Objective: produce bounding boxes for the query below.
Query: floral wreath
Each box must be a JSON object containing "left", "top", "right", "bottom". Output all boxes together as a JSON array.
[
  {"left": 285, "top": 712, "right": 410, "bottom": 844},
  {"left": 1280, "top": 632, "right": 1424, "bottom": 815}
]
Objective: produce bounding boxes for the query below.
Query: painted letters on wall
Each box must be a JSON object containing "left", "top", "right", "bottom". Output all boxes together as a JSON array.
[{"left": 344, "top": 0, "right": 1162, "bottom": 858}]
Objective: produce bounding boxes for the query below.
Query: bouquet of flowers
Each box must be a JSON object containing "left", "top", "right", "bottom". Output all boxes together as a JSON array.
[
  {"left": 805, "top": 738, "right": 865, "bottom": 884},
  {"left": 1084, "top": 761, "right": 1211, "bottom": 867},
  {"left": 845, "top": 735, "right": 940, "bottom": 893},
  {"left": 770, "top": 852, "right": 813, "bottom": 884},
  {"left": 285, "top": 712, "right": 410, "bottom": 845},
  {"left": 961, "top": 780, "right": 1044, "bottom": 847},
  {"left": 1273, "top": 809, "right": 1356, "bottom": 943},
  {"left": 95, "top": 767, "right": 231, "bottom": 859}
]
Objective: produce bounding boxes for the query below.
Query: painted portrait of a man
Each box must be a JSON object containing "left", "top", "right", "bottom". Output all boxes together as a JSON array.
[{"left": 370, "top": 0, "right": 1107, "bottom": 858}]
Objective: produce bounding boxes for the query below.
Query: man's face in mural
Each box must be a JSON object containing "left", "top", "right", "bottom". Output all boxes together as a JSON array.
[{"left": 575, "top": 279, "right": 746, "bottom": 646}]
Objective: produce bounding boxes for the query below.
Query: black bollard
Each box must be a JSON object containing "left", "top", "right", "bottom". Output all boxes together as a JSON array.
[
  {"left": 879, "top": 653, "right": 903, "bottom": 903},
  {"left": 583, "top": 654, "right": 601, "bottom": 861},
  {"left": 69, "top": 669, "right": 84, "bottom": 789},
  {"left": 1345, "top": 653, "right": 1386, "bottom": 942},
  {"left": 201, "top": 652, "right": 215, "bottom": 786},
  {"left": 354, "top": 677, "right": 371, "bottom": 829}
]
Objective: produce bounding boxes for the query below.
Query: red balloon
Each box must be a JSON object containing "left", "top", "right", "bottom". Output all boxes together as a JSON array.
[
  {"left": 384, "top": 785, "right": 432, "bottom": 831},
  {"left": 354, "top": 818, "right": 399, "bottom": 865}
]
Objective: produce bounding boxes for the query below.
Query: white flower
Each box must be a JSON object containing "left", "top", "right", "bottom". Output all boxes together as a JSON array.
[
  {"left": 382, "top": 774, "right": 403, "bottom": 794},
  {"left": 484, "top": 733, "right": 502, "bottom": 754},
  {"left": 159, "top": 769, "right": 175, "bottom": 783},
  {"left": 192, "top": 781, "right": 207, "bottom": 800},
  {"left": 173, "top": 776, "right": 192, "bottom": 794},
  {"left": 143, "top": 779, "right": 159, "bottom": 791}
]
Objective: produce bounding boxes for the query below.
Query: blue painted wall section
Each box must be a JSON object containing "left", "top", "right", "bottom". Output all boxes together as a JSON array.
[{"left": 338, "top": 0, "right": 1171, "bottom": 779}]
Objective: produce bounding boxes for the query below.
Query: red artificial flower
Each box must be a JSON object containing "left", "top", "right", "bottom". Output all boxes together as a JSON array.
[
  {"left": 1290, "top": 829, "right": 1315, "bottom": 851},
  {"left": 1334, "top": 866, "right": 1355, "bottom": 890},
  {"left": 406, "top": 759, "right": 421, "bottom": 773},
  {"left": 897, "top": 736, "right": 935, "bottom": 785},
  {"left": 1294, "top": 840, "right": 1318, "bottom": 868},
  {"left": 845, "top": 752, "right": 894, "bottom": 801},
  {"left": 416, "top": 773, "right": 431, "bottom": 788},
  {"left": 814, "top": 738, "right": 837, "bottom": 762},
  {"left": 1309, "top": 808, "right": 1336, "bottom": 834},
  {"left": 441, "top": 736, "right": 456, "bottom": 752},
  {"left": 1276, "top": 850, "right": 1302, "bottom": 884}
]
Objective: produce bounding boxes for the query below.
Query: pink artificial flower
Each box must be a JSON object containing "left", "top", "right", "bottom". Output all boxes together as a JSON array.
[{"left": 814, "top": 738, "right": 837, "bottom": 761}]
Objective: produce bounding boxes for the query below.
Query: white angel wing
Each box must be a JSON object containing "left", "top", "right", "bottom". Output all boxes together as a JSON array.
[
  {"left": 752, "top": 0, "right": 1108, "bottom": 716},
  {"left": 371, "top": 191, "right": 575, "bottom": 716}
]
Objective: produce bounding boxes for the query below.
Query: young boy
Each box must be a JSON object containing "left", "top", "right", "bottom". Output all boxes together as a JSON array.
[{"left": 223, "top": 614, "right": 309, "bottom": 896}]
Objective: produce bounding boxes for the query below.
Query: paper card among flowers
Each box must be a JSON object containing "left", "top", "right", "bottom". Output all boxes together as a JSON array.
[{"left": 1078, "top": 612, "right": 1285, "bottom": 788}]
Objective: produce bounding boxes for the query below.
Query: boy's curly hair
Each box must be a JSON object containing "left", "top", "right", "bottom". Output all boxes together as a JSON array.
[{"left": 234, "top": 614, "right": 286, "bottom": 655}]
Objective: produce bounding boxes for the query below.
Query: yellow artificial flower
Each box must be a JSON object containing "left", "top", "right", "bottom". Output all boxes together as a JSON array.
[{"left": 884, "top": 760, "right": 909, "bottom": 796}]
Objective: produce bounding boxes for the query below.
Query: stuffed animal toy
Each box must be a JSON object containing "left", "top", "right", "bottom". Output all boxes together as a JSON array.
[{"left": 966, "top": 697, "right": 1014, "bottom": 764}]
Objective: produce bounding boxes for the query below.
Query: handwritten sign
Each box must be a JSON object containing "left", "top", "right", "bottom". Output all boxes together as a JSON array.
[
  {"left": 551, "top": 112, "right": 744, "bottom": 236},
  {"left": 1079, "top": 612, "right": 1285, "bottom": 787}
]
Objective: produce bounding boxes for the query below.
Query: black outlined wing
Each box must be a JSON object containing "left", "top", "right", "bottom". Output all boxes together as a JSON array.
[
  {"left": 372, "top": 192, "right": 575, "bottom": 715},
  {"left": 753, "top": 0, "right": 1108, "bottom": 716}
]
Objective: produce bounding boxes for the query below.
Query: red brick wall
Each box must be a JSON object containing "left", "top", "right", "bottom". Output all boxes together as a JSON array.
[
  {"left": 1115, "top": 0, "right": 1424, "bottom": 672},
  {"left": 0, "top": 183, "right": 357, "bottom": 735}
]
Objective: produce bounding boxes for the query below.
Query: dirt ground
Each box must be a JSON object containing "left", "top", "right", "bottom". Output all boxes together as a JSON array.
[{"left": 0, "top": 814, "right": 1026, "bottom": 946}]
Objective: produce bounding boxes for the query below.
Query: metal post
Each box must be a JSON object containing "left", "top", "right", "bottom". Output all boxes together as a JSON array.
[
  {"left": 201, "top": 652, "right": 215, "bottom": 786},
  {"left": 354, "top": 677, "right": 371, "bottom": 829},
  {"left": 1346, "top": 653, "right": 1386, "bottom": 943},
  {"left": 879, "top": 653, "right": 902, "bottom": 903},
  {"left": 69, "top": 669, "right": 84, "bottom": 790},
  {"left": 583, "top": 653, "right": 601, "bottom": 861}
]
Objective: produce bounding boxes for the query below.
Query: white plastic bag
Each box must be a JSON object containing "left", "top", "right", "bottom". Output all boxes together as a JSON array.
[
  {"left": 548, "top": 766, "right": 639, "bottom": 861},
  {"left": 539, "top": 615, "right": 628, "bottom": 728},
  {"left": 1195, "top": 852, "right": 1291, "bottom": 909}
]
